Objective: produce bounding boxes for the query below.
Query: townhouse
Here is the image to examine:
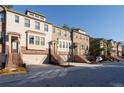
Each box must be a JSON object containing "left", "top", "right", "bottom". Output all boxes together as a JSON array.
[
  {"left": 0, "top": 6, "right": 53, "bottom": 68},
  {"left": 51, "top": 26, "right": 71, "bottom": 62},
  {"left": 72, "top": 29, "right": 89, "bottom": 56},
  {"left": 90, "top": 38, "right": 123, "bottom": 61},
  {"left": 50, "top": 27, "right": 90, "bottom": 64},
  {"left": 117, "top": 42, "right": 123, "bottom": 57},
  {"left": 107, "top": 39, "right": 118, "bottom": 57},
  {"left": 122, "top": 45, "right": 124, "bottom": 56},
  {"left": 71, "top": 29, "right": 90, "bottom": 63},
  {"left": 0, "top": 6, "right": 90, "bottom": 68}
]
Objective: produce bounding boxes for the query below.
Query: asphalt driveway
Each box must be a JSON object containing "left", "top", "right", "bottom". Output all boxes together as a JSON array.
[{"left": 0, "top": 62, "right": 124, "bottom": 87}]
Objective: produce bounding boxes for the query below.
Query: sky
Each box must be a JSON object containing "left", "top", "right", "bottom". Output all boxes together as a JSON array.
[{"left": 13, "top": 5, "right": 124, "bottom": 42}]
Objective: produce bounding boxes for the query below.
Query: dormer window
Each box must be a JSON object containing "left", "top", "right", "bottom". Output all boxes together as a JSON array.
[
  {"left": 30, "top": 13, "right": 34, "bottom": 16},
  {"left": 35, "top": 15, "right": 39, "bottom": 18},
  {"left": 25, "top": 10, "right": 46, "bottom": 21},
  {"left": 40, "top": 16, "right": 44, "bottom": 20}
]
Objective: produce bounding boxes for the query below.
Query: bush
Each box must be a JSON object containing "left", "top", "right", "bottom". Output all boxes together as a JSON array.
[
  {"left": 22, "top": 63, "right": 26, "bottom": 68},
  {"left": 1, "top": 62, "right": 5, "bottom": 69}
]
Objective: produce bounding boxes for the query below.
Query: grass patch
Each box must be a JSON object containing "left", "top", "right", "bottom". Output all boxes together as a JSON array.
[{"left": 0, "top": 67, "right": 27, "bottom": 75}]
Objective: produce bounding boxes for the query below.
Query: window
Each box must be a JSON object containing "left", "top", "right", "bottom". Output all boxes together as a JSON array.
[
  {"left": 86, "top": 46, "right": 89, "bottom": 50},
  {"left": 25, "top": 18, "right": 30, "bottom": 27},
  {"left": 58, "top": 30, "right": 61, "bottom": 36},
  {"left": 0, "top": 13, "right": 4, "bottom": 22},
  {"left": 40, "top": 16, "right": 44, "bottom": 20},
  {"left": 35, "top": 36, "right": 40, "bottom": 45},
  {"left": 80, "top": 35, "right": 82, "bottom": 39},
  {"left": 15, "top": 15, "right": 19, "bottom": 23},
  {"left": 81, "top": 45, "right": 84, "bottom": 49},
  {"left": 63, "top": 41, "right": 65, "bottom": 48},
  {"left": 53, "top": 27, "right": 55, "bottom": 33},
  {"left": 86, "top": 37, "right": 89, "bottom": 41},
  {"left": 30, "top": 13, "right": 34, "bottom": 16},
  {"left": 69, "top": 43, "right": 71, "bottom": 48},
  {"left": 66, "top": 42, "right": 68, "bottom": 48},
  {"left": 40, "top": 37, "right": 45, "bottom": 46},
  {"left": 59, "top": 41, "right": 62, "bottom": 48},
  {"left": 64, "top": 32, "right": 67, "bottom": 37},
  {"left": 35, "top": 15, "right": 39, "bottom": 18},
  {"left": 29, "top": 35, "right": 34, "bottom": 45},
  {"left": 44, "top": 24, "right": 48, "bottom": 31},
  {"left": 35, "top": 21, "right": 40, "bottom": 30}
]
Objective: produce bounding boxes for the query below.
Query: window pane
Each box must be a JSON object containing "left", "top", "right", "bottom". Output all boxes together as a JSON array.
[
  {"left": 63, "top": 41, "right": 65, "bottom": 48},
  {"left": 29, "top": 35, "right": 34, "bottom": 45},
  {"left": 69, "top": 43, "right": 71, "bottom": 48},
  {"left": 40, "top": 37, "right": 45, "bottom": 46},
  {"left": 35, "top": 21, "right": 40, "bottom": 30},
  {"left": 15, "top": 15, "right": 19, "bottom": 23},
  {"left": 35, "top": 36, "right": 40, "bottom": 45},
  {"left": 59, "top": 41, "right": 62, "bottom": 48},
  {"left": 44, "top": 24, "right": 48, "bottom": 31},
  {"left": 66, "top": 42, "right": 68, "bottom": 48},
  {"left": 25, "top": 18, "right": 30, "bottom": 27}
]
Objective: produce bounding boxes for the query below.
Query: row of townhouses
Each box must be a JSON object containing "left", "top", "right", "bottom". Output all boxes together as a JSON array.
[
  {"left": 90, "top": 38, "right": 123, "bottom": 61},
  {"left": 0, "top": 6, "right": 123, "bottom": 69},
  {"left": 0, "top": 6, "right": 90, "bottom": 68}
]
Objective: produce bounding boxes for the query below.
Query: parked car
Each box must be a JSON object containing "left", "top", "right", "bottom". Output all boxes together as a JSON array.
[{"left": 96, "top": 56, "right": 103, "bottom": 63}]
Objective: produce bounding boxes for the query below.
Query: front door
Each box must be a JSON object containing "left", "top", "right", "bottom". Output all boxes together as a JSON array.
[{"left": 11, "top": 36, "right": 18, "bottom": 53}]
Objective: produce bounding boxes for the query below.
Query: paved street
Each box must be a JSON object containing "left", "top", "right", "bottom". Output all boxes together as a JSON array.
[{"left": 0, "top": 62, "right": 124, "bottom": 87}]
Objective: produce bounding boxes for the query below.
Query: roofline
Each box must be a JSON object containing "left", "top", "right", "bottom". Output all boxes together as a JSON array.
[
  {"left": 73, "top": 29, "right": 89, "bottom": 37},
  {"left": 6, "top": 8, "right": 53, "bottom": 25},
  {"left": 72, "top": 28, "right": 86, "bottom": 32},
  {"left": 0, "top": 5, "right": 7, "bottom": 11},
  {"left": 25, "top": 9, "right": 46, "bottom": 18},
  {"left": 53, "top": 25, "right": 71, "bottom": 32},
  {"left": 2, "top": 5, "right": 90, "bottom": 36}
]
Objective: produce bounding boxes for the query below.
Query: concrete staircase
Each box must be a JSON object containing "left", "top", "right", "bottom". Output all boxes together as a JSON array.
[
  {"left": 6, "top": 53, "right": 23, "bottom": 70},
  {"left": 51, "top": 50, "right": 68, "bottom": 66},
  {"left": 112, "top": 56, "right": 123, "bottom": 61},
  {"left": 74, "top": 55, "right": 91, "bottom": 64}
]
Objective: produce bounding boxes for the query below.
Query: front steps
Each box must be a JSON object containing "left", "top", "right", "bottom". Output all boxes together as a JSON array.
[
  {"left": 74, "top": 55, "right": 91, "bottom": 64},
  {"left": 50, "top": 51, "right": 68, "bottom": 66},
  {"left": 5, "top": 53, "right": 23, "bottom": 70}
]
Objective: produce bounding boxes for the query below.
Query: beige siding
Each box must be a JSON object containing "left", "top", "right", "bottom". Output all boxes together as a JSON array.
[{"left": 6, "top": 11, "right": 52, "bottom": 49}]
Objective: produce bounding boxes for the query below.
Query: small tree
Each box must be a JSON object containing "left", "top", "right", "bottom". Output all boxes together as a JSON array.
[
  {"left": 107, "top": 41, "right": 113, "bottom": 57},
  {"left": 89, "top": 38, "right": 105, "bottom": 57}
]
